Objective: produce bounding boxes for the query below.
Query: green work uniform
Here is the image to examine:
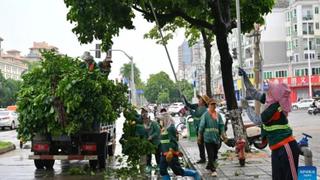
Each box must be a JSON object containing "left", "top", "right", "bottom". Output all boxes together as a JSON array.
[
  {"left": 198, "top": 112, "right": 224, "bottom": 144},
  {"left": 135, "top": 115, "right": 147, "bottom": 138},
  {"left": 185, "top": 103, "right": 207, "bottom": 131},
  {"left": 146, "top": 121, "right": 161, "bottom": 146},
  {"left": 260, "top": 102, "right": 292, "bottom": 148},
  {"left": 160, "top": 124, "right": 178, "bottom": 152}
]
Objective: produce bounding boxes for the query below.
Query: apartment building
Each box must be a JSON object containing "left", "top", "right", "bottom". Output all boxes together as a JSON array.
[{"left": 0, "top": 50, "right": 28, "bottom": 80}]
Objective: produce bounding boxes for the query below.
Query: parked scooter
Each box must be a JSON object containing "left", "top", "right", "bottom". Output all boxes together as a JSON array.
[
  {"left": 307, "top": 105, "right": 320, "bottom": 115},
  {"left": 219, "top": 106, "right": 267, "bottom": 150}
]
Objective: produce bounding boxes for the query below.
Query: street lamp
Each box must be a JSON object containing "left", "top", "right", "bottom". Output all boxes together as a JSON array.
[
  {"left": 236, "top": 0, "right": 245, "bottom": 98},
  {"left": 307, "top": 23, "right": 313, "bottom": 98},
  {"left": 0, "top": 37, "right": 3, "bottom": 57},
  {"left": 108, "top": 49, "right": 136, "bottom": 106}
]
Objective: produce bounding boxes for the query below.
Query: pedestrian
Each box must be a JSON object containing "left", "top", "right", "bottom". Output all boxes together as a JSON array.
[
  {"left": 142, "top": 107, "right": 161, "bottom": 174},
  {"left": 158, "top": 111, "right": 200, "bottom": 180},
  {"left": 198, "top": 98, "right": 227, "bottom": 177},
  {"left": 81, "top": 51, "right": 97, "bottom": 72},
  {"left": 136, "top": 107, "right": 148, "bottom": 174},
  {"left": 182, "top": 94, "right": 210, "bottom": 164},
  {"left": 239, "top": 68, "right": 300, "bottom": 180},
  {"left": 98, "top": 57, "right": 112, "bottom": 78}
]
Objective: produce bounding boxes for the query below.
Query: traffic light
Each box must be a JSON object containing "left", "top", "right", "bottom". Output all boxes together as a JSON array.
[
  {"left": 232, "top": 48, "right": 237, "bottom": 59},
  {"left": 95, "top": 44, "right": 101, "bottom": 58}
]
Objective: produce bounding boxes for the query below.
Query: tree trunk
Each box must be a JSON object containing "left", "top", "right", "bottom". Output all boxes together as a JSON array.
[
  {"left": 215, "top": 27, "right": 248, "bottom": 148},
  {"left": 201, "top": 29, "right": 212, "bottom": 97}
]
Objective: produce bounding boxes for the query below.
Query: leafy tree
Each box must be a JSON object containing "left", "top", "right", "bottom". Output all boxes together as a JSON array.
[
  {"left": 145, "top": 18, "right": 214, "bottom": 97},
  {"left": 169, "top": 79, "right": 194, "bottom": 102},
  {"left": 120, "top": 63, "right": 144, "bottom": 89},
  {"left": 65, "top": 0, "right": 275, "bottom": 148},
  {"left": 144, "top": 71, "right": 174, "bottom": 103},
  {"left": 157, "top": 90, "right": 170, "bottom": 104},
  {"left": 0, "top": 71, "right": 22, "bottom": 107}
]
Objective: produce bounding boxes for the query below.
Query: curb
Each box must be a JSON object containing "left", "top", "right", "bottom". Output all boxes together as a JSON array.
[
  {"left": 178, "top": 141, "right": 204, "bottom": 178},
  {"left": 0, "top": 144, "right": 16, "bottom": 154}
]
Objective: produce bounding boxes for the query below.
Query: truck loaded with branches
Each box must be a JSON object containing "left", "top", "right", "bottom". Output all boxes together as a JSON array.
[{"left": 17, "top": 51, "right": 128, "bottom": 169}]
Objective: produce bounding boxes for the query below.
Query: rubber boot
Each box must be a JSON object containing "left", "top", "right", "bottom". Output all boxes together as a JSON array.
[
  {"left": 184, "top": 168, "right": 201, "bottom": 180},
  {"left": 162, "top": 175, "right": 171, "bottom": 180}
]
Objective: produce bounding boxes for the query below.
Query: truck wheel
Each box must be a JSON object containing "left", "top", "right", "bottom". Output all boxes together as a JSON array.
[
  {"left": 89, "top": 160, "right": 98, "bottom": 169},
  {"left": 44, "top": 160, "right": 55, "bottom": 170},
  {"left": 34, "top": 159, "right": 45, "bottom": 169}
]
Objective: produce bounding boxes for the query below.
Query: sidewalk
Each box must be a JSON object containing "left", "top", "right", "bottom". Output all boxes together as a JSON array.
[{"left": 179, "top": 138, "right": 272, "bottom": 179}]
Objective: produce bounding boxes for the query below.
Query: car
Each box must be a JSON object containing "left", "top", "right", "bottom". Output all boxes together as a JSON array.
[
  {"left": 0, "top": 110, "right": 19, "bottom": 130},
  {"left": 168, "top": 102, "right": 185, "bottom": 116},
  {"left": 292, "top": 99, "right": 314, "bottom": 110}
]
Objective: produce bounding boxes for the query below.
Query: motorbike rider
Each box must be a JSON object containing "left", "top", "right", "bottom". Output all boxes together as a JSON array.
[
  {"left": 182, "top": 94, "right": 210, "bottom": 164},
  {"left": 239, "top": 68, "right": 300, "bottom": 180},
  {"left": 157, "top": 111, "right": 200, "bottom": 180}
]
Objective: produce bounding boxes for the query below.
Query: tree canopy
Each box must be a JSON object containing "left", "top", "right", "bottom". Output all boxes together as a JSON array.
[
  {"left": 0, "top": 72, "right": 22, "bottom": 107},
  {"left": 119, "top": 63, "right": 144, "bottom": 89},
  {"left": 144, "top": 71, "right": 193, "bottom": 103},
  {"left": 65, "top": 0, "right": 273, "bottom": 51}
]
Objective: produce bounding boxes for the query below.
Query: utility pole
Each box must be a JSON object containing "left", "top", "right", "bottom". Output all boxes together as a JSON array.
[{"left": 253, "top": 24, "right": 262, "bottom": 114}]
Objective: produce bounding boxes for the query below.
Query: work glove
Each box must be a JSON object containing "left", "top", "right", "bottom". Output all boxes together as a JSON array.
[
  {"left": 166, "top": 148, "right": 174, "bottom": 162},
  {"left": 238, "top": 67, "right": 248, "bottom": 78},
  {"left": 241, "top": 99, "right": 249, "bottom": 109},
  {"left": 221, "top": 133, "right": 228, "bottom": 143}
]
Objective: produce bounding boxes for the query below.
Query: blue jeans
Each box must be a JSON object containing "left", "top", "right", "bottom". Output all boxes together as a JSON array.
[{"left": 159, "top": 155, "right": 184, "bottom": 176}]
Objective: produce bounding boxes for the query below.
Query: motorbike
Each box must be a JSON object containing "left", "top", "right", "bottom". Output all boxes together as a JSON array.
[
  {"left": 308, "top": 105, "right": 320, "bottom": 115},
  {"left": 219, "top": 106, "right": 267, "bottom": 150}
]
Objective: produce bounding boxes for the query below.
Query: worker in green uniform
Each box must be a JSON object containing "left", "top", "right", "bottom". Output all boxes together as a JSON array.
[
  {"left": 239, "top": 68, "right": 300, "bottom": 180},
  {"left": 198, "top": 98, "right": 227, "bottom": 177},
  {"left": 158, "top": 111, "right": 200, "bottom": 180},
  {"left": 183, "top": 94, "right": 210, "bottom": 164},
  {"left": 142, "top": 107, "right": 161, "bottom": 174}
]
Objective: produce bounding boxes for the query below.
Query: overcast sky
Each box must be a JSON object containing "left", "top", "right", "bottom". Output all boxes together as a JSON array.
[{"left": 0, "top": 0, "right": 185, "bottom": 82}]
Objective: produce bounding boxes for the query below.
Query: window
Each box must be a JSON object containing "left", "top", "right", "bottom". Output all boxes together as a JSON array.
[
  {"left": 304, "top": 38, "right": 315, "bottom": 50},
  {"left": 263, "top": 72, "right": 272, "bottom": 79},
  {"left": 316, "top": 23, "right": 320, "bottom": 30},
  {"left": 318, "top": 53, "right": 320, "bottom": 60},
  {"left": 316, "top": 38, "right": 320, "bottom": 46},
  {"left": 293, "top": 9, "right": 297, "bottom": 17},
  {"left": 295, "top": 54, "right": 299, "bottom": 62},
  {"left": 287, "top": 41, "right": 292, "bottom": 50},
  {"left": 303, "top": 23, "right": 314, "bottom": 34},
  {"left": 295, "top": 68, "right": 309, "bottom": 76},
  {"left": 293, "top": 39, "right": 298, "bottom": 48},
  {"left": 248, "top": 73, "right": 254, "bottom": 79},
  {"left": 275, "top": 70, "right": 287, "bottom": 78},
  {"left": 316, "top": 7, "right": 319, "bottom": 14},
  {"left": 312, "top": 67, "right": 320, "bottom": 75},
  {"left": 294, "top": 24, "right": 297, "bottom": 34},
  {"left": 305, "top": 53, "right": 315, "bottom": 60}
]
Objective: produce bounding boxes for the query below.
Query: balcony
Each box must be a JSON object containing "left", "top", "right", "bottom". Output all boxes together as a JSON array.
[{"left": 302, "top": 15, "right": 313, "bottom": 21}]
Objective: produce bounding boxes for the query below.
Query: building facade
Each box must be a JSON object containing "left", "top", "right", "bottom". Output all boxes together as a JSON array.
[
  {"left": 25, "top": 41, "right": 58, "bottom": 62},
  {"left": 0, "top": 50, "right": 28, "bottom": 80}
]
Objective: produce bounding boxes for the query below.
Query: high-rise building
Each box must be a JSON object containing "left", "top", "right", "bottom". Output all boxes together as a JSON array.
[{"left": 177, "top": 40, "right": 193, "bottom": 82}]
